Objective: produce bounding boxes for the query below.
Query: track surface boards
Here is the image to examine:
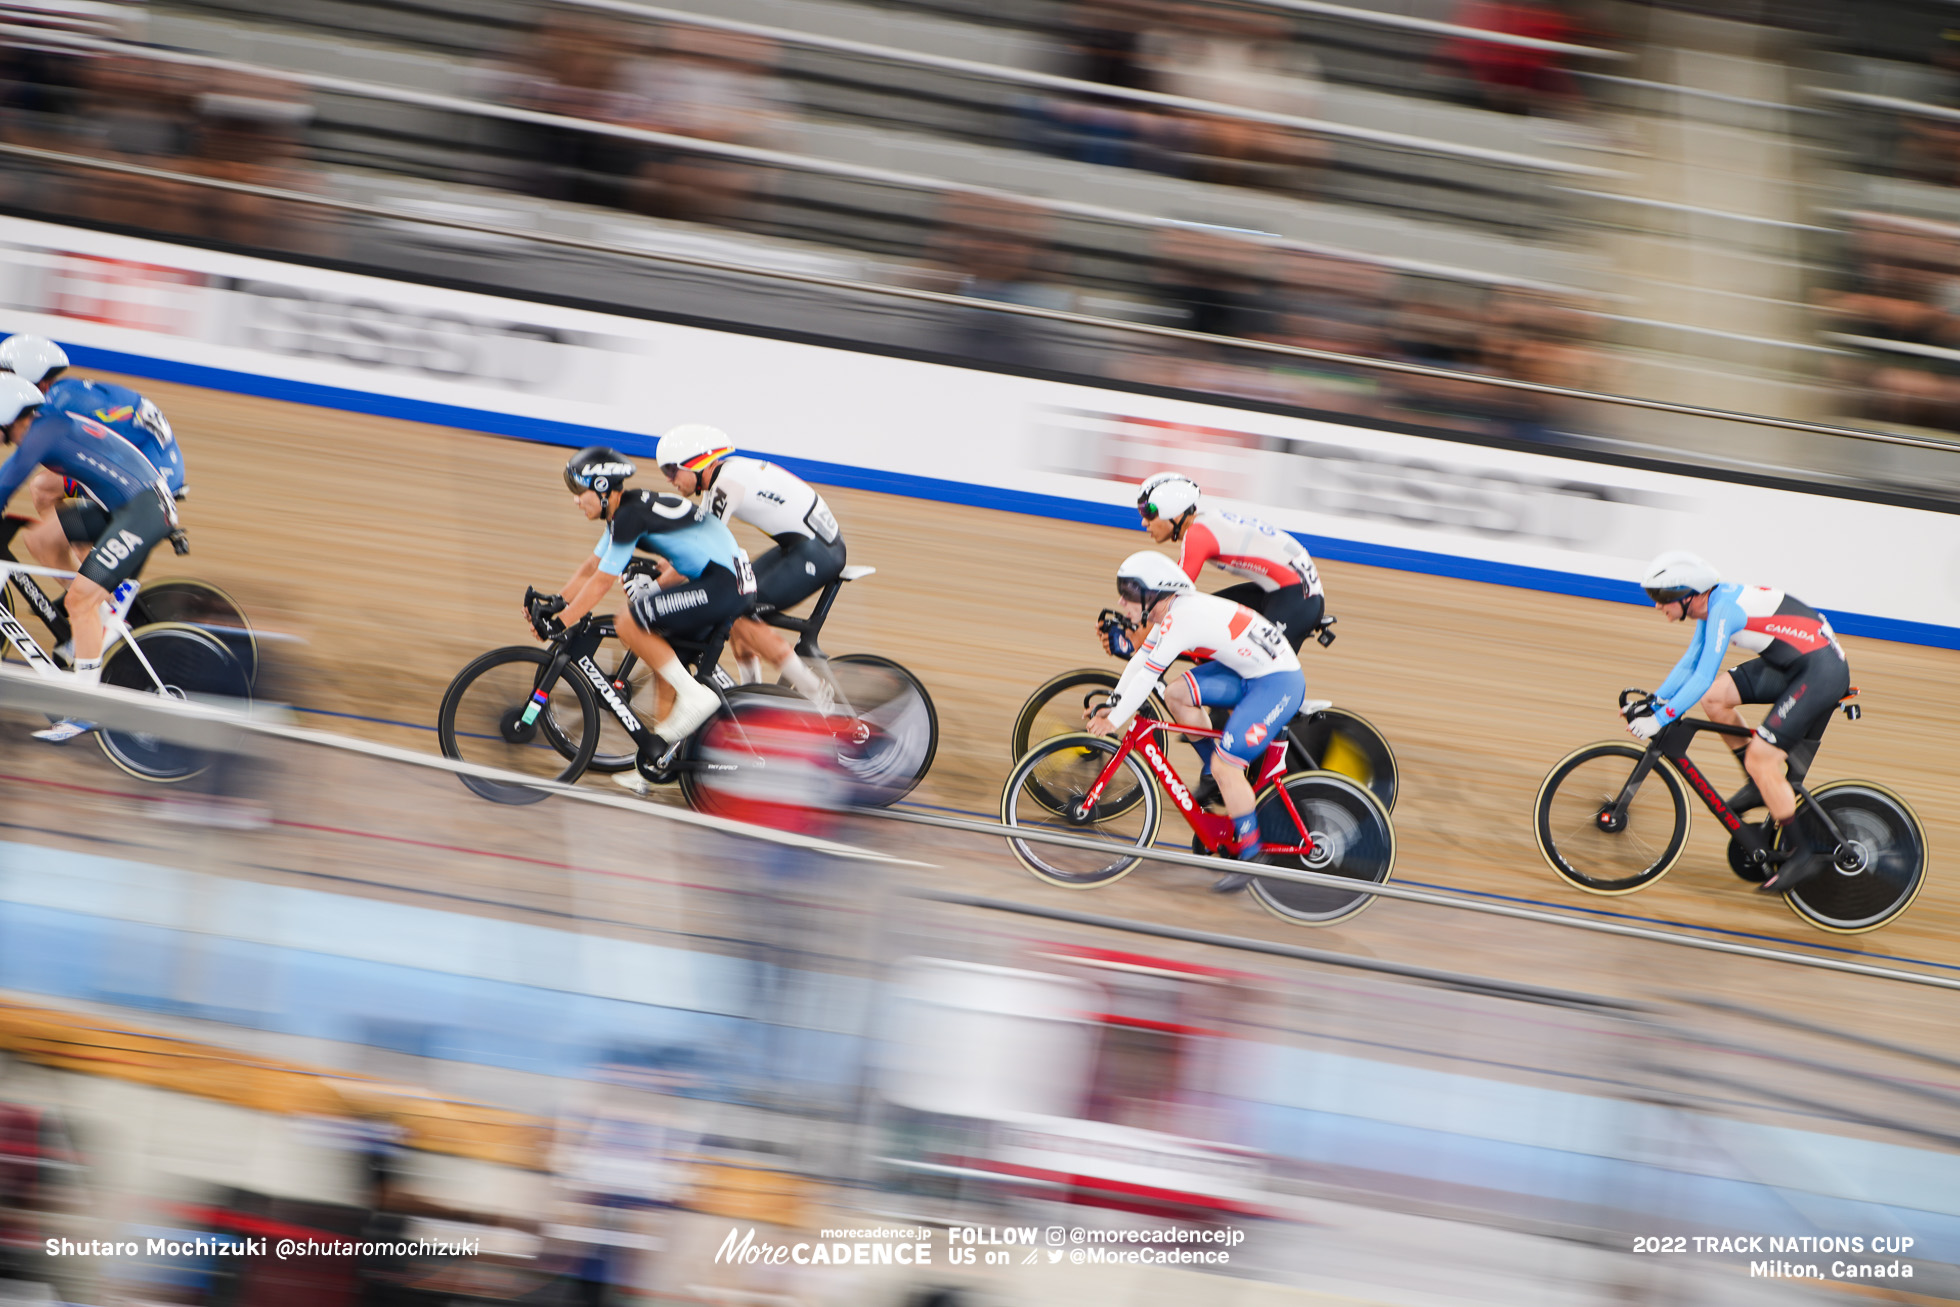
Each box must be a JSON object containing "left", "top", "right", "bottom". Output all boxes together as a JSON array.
[{"left": 5, "top": 374, "right": 1957, "bottom": 1049}]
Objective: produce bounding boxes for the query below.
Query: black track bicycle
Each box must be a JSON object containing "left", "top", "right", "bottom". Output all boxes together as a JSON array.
[
  {"left": 1534, "top": 688, "right": 1927, "bottom": 934},
  {"left": 436, "top": 563, "right": 936, "bottom": 809},
  {"left": 1010, "top": 609, "right": 1399, "bottom": 814}
]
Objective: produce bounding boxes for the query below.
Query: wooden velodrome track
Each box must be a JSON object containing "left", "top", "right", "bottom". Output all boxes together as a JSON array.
[{"left": 8, "top": 373, "right": 1960, "bottom": 1047}]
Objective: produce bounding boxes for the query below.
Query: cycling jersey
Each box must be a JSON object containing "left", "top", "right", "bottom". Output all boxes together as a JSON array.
[
  {"left": 44, "top": 378, "right": 185, "bottom": 497},
  {"left": 1106, "top": 591, "right": 1296, "bottom": 728},
  {"left": 704, "top": 457, "right": 840, "bottom": 545},
  {"left": 1650, "top": 582, "right": 1845, "bottom": 727},
  {"left": 1178, "top": 506, "right": 1322, "bottom": 596},
  {"left": 0, "top": 409, "right": 169, "bottom": 512},
  {"left": 594, "top": 489, "right": 749, "bottom": 582}
]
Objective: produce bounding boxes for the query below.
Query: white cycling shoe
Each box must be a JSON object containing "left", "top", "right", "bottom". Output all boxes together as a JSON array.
[
  {"left": 612, "top": 771, "right": 650, "bottom": 798},
  {"left": 33, "top": 718, "right": 96, "bottom": 744},
  {"left": 654, "top": 678, "right": 721, "bottom": 745}
]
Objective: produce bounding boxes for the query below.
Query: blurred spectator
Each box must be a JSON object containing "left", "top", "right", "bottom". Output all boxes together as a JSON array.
[
  {"left": 918, "top": 192, "right": 1075, "bottom": 367},
  {"left": 621, "top": 25, "right": 798, "bottom": 226},
  {"left": 1034, "top": 0, "right": 1182, "bottom": 172},
  {"left": 1894, "top": 32, "right": 1960, "bottom": 187},
  {"left": 69, "top": 52, "right": 202, "bottom": 235},
  {"left": 1817, "top": 215, "right": 1960, "bottom": 431},
  {"left": 500, "top": 7, "right": 650, "bottom": 208},
  {"left": 189, "top": 75, "right": 325, "bottom": 254},
  {"left": 1438, "top": 0, "right": 1582, "bottom": 116},
  {"left": 1140, "top": 3, "right": 1328, "bottom": 191}
]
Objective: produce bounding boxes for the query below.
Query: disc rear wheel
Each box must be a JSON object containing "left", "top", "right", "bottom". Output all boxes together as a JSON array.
[
  {"left": 1779, "top": 781, "right": 1927, "bottom": 934},
  {"left": 1247, "top": 771, "right": 1395, "bottom": 926},
  {"left": 96, "top": 622, "right": 251, "bottom": 783}
]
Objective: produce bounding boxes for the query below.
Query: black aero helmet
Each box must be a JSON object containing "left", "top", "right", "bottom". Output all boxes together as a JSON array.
[{"left": 564, "top": 446, "right": 636, "bottom": 498}]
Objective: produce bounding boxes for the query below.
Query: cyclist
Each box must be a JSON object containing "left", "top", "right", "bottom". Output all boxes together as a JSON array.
[
  {"left": 0, "top": 374, "right": 181, "bottom": 743},
  {"left": 653, "top": 424, "right": 839, "bottom": 708},
  {"left": 1134, "top": 473, "right": 1325, "bottom": 652},
  {"left": 549, "top": 447, "right": 754, "bottom": 759},
  {"left": 1630, "top": 550, "right": 1850, "bottom": 894},
  {"left": 1087, "top": 551, "right": 1304, "bottom": 894},
  {"left": 0, "top": 335, "right": 187, "bottom": 522}
]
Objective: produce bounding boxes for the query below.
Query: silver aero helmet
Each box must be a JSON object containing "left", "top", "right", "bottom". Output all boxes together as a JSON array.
[
  {"left": 0, "top": 334, "right": 68, "bottom": 386},
  {"left": 0, "top": 374, "right": 45, "bottom": 429},
  {"left": 1641, "top": 550, "right": 1720, "bottom": 606},
  {"left": 1137, "top": 472, "right": 1201, "bottom": 524},
  {"left": 1116, "top": 550, "right": 1195, "bottom": 611},
  {"left": 655, "top": 423, "right": 735, "bottom": 480},
  {"left": 563, "top": 445, "right": 636, "bottom": 497}
]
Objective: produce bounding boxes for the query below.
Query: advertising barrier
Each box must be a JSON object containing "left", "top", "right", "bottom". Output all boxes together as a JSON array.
[{"left": 1, "top": 215, "right": 1956, "bottom": 645}]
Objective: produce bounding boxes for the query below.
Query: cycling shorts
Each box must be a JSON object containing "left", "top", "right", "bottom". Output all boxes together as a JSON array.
[
  {"left": 751, "top": 533, "right": 847, "bottom": 614},
  {"left": 65, "top": 494, "right": 169, "bottom": 590},
  {"left": 1729, "top": 648, "right": 1850, "bottom": 750},
  {"left": 1213, "top": 582, "right": 1322, "bottom": 653},
  {"left": 625, "top": 560, "right": 751, "bottom": 644},
  {"left": 1183, "top": 663, "right": 1306, "bottom": 767}
]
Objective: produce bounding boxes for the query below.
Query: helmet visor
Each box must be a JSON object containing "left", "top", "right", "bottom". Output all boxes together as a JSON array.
[
  {"left": 1643, "top": 585, "right": 1698, "bottom": 606},
  {"left": 1136, "top": 495, "right": 1159, "bottom": 522},
  {"left": 564, "top": 467, "right": 588, "bottom": 496},
  {"left": 1116, "top": 576, "right": 1151, "bottom": 605}
]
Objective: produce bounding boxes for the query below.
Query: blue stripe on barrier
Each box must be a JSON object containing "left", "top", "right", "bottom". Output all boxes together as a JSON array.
[{"left": 67, "top": 344, "right": 1960, "bottom": 650}]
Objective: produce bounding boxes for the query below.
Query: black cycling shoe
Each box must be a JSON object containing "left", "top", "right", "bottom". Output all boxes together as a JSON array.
[
  {"left": 1757, "top": 812, "right": 1824, "bottom": 894},
  {"left": 1210, "top": 872, "right": 1253, "bottom": 894},
  {"left": 1193, "top": 774, "right": 1222, "bottom": 811}
]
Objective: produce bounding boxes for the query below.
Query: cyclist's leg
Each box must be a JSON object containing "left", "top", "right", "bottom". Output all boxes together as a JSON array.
[
  {"left": 28, "top": 470, "right": 65, "bottom": 520},
  {"left": 68, "top": 494, "right": 168, "bottom": 668},
  {"left": 1169, "top": 663, "right": 1242, "bottom": 788},
  {"left": 1211, "top": 582, "right": 1267, "bottom": 612},
  {"left": 1210, "top": 667, "right": 1305, "bottom": 889},
  {"left": 1258, "top": 585, "right": 1322, "bottom": 654},
  {"left": 1750, "top": 648, "right": 1850, "bottom": 839},
  {"left": 749, "top": 536, "right": 846, "bottom": 705},
  {"left": 625, "top": 564, "right": 747, "bottom": 742},
  {"left": 22, "top": 496, "right": 99, "bottom": 574}
]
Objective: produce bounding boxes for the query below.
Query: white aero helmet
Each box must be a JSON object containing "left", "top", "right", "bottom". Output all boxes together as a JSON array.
[
  {"left": 1137, "top": 471, "right": 1201, "bottom": 524},
  {"left": 655, "top": 423, "right": 735, "bottom": 478},
  {"left": 0, "top": 334, "right": 68, "bottom": 386},
  {"left": 1641, "top": 550, "right": 1720, "bottom": 605},
  {"left": 1116, "top": 550, "right": 1195, "bottom": 610},
  {"left": 0, "top": 375, "right": 45, "bottom": 426}
]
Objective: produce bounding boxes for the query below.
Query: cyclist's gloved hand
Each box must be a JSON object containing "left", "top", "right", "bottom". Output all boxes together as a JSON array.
[
  {"left": 1619, "top": 694, "right": 1658, "bottom": 724},
  {"left": 1628, "top": 712, "right": 1662, "bottom": 741},
  {"left": 536, "top": 612, "right": 566, "bottom": 639}
]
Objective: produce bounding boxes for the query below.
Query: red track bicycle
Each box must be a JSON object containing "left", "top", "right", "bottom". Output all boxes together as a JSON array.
[{"left": 999, "top": 702, "right": 1395, "bottom": 926}]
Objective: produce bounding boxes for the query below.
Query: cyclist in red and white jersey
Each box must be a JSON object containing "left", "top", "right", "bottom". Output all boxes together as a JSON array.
[
  {"left": 1089, "top": 551, "right": 1305, "bottom": 893},
  {"left": 1136, "top": 473, "right": 1324, "bottom": 651}
]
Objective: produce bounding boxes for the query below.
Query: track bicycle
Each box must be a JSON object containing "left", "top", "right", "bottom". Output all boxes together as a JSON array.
[
  {"left": 1010, "top": 609, "right": 1398, "bottom": 813},
  {"left": 437, "top": 572, "right": 936, "bottom": 810},
  {"left": 0, "top": 557, "right": 250, "bottom": 781},
  {"left": 1533, "top": 688, "right": 1927, "bottom": 934},
  {"left": 1000, "top": 700, "right": 1395, "bottom": 926},
  {"left": 0, "top": 515, "right": 259, "bottom": 685}
]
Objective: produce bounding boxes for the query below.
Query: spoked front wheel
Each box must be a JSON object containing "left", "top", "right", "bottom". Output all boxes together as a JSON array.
[
  {"left": 825, "top": 653, "right": 938, "bottom": 806},
  {"left": 437, "top": 646, "right": 598, "bottom": 805},
  {"left": 1777, "top": 781, "right": 1927, "bottom": 934},
  {"left": 1534, "top": 742, "right": 1688, "bottom": 894},
  {"left": 96, "top": 622, "right": 251, "bottom": 783},
  {"left": 1009, "top": 668, "right": 1165, "bottom": 760},
  {"left": 1000, "top": 733, "right": 1162, "bottom": 888},
  {"left": 1287, "top": 706, "right": 1399, "bottom": 813},
  {"left": 1247, "top": 771, "right": 1395, "bottom": 926}
]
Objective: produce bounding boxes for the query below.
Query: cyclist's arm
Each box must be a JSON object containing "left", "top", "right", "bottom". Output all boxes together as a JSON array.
[
  {"left": 0, "top": 419, "right": 56, "bottom": 509},
  {"left": 1654, "top": 597, "right": 1741, "bottom": 725},
  {"left": 1105, "top": 620, "right": 1182, "bottom": 728},
  {"left": 1177, "top": 522, "right": 1220, "bottom": 581},
  {"left": 1649, "top": 626, "right": 1704, "bottom": 707},
  {"left": 558, "top": 531, "right": 633, "bottom": 626}
]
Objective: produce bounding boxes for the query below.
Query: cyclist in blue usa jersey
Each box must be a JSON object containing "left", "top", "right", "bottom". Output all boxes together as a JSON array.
[
  {"left": 548, "top": 447, "right": 756, "bottom": 756},
  {"left": 1627, "top": 550, "right": 1850, "bottom": 894},
  {"left": 0, "top": 374, "right": 183, "bottom": 742},
  {"left": 0, "top": 335, "right": 186, "bottom": 518}
]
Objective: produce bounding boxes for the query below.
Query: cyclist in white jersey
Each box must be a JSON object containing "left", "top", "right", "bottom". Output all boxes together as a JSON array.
[
  {"left": 1134, "top": 473, "right": 1325, "bottom": 651},
  {"left": 654, "top": 424, "right": 842, "bottom": 707},
  {"left": 1089, "top": 551, "right": 1305, "bottom": 892}
]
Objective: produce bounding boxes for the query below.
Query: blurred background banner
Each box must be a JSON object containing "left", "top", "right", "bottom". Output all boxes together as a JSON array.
[{"left": 2, "top": 215, "right": 1959, "bottom": 640}]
